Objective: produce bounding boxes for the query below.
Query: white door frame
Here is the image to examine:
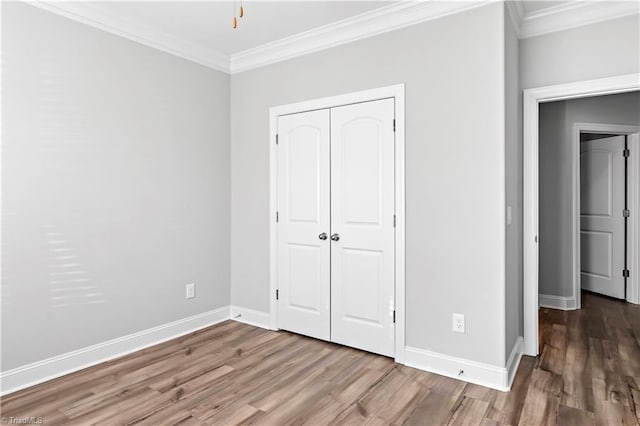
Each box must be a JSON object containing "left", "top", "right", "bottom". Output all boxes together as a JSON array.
[
  {"left": 571, "top": 123, "right": 640, "bottom": 309},
  {"left": 523, "top": 73, "right": 640, "bottom": 356},
  {"left": 269, "top": 84, "right": 406, "bottom": 362}
]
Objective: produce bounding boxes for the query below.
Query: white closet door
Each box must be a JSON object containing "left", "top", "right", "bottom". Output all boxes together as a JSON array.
[
  {"left": 580, "top": 135, "right": 626, "bottom": 299},
  {"left": 330, "top": 99, "right": 395, "bottom": 357},
  {"left": 277, "top": 109, "right": 331, "bottom": 340}
]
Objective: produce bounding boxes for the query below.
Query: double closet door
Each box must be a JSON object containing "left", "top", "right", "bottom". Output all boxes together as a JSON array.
[{"left": 276, "top": 98, "right": 395, "bottom": 357}]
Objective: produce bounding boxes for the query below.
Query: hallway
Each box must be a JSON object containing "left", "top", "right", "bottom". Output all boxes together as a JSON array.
[{"left": 532, "top": 291, "right": 640, "bottom": 424}]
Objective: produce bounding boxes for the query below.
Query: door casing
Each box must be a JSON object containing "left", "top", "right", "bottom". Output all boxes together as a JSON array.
[{"left": 269, "top": 84, "right": 406, "bottom": 363}]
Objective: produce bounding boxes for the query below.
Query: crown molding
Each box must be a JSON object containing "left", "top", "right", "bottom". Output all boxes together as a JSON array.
[
  {"left": 519, "top": 0, "right": 640, "bottom": 39},
  {"left": 22, "top": 1, "right": 640, "bottom": 74},
  {"left": 229, "top": 1, "right": 495, "bottom": 74},
  {"left": 505, "top": 1, "right": 524, "bottom": 36},
  {"left": 25, "top": 1, "right": 231, "bottom": 73}
]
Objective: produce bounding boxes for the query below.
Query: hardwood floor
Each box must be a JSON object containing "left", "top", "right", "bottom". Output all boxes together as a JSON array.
[{"left": 2, "top": 291, "right": 639, "bottom": 425}]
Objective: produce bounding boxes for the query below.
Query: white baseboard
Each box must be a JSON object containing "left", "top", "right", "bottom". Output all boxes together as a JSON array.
[
  {"left": 2, "top": 303, "right": 526, "bottom": 396},
  {"left": 0, "top": 306, "right": 231, "bottom": 396},
  {"left": 506, "top": 336, "right": 524, "bottom": 389},
  {"left": 405, "top": 338, "right": 524, "bottom": 392},
  {"left": 230, "top": 305, "right": 272, "bottom": 330},
  {"left": 539, "top": 294, "right": 577, "bottom": 310}
]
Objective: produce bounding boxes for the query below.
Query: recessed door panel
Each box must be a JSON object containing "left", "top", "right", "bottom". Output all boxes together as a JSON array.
[
  {"left": 277, "top": 109, "right": 330, "bottom": 341},
  {"left": 288, "top": 244, "right": 321, "bottom": 312},
  {"left": 580, "top": 150, "right": 612, "bottom": 217},
  {"left": 341, "top": 248, "right": 383, "bottom": 324},
  {"left": 288, "top": 127, "right": 321, "bottom": 223},
  {"left": 580, "top": 231, "right": 612, "bottom": 278},
  {"left": 343, "top": 119, "right": 382, "bottom": 225},
  {"left": 330, "top": 98, "right": 395, "bottom": 357},
  {"left": 580, "top": 135, "right": 626, "bottom": 299}
]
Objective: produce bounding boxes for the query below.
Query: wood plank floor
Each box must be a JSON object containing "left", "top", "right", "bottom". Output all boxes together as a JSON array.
[{"left": 2, "top": 291, "right": 639, "bottom": 425}]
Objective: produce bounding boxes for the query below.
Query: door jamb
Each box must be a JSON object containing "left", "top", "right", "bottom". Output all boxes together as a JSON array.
[
  {"left": 627, "top": 132, "right": 640, "bottom": 306},
  {"left": 269, "top": 84, "right": 406, "bottom": 363},
  {"left": 572, "top": 123, "right": 640, "bottom": 309},
  {"left": 523, "top": 74, "right": 640, "bottom": 356}
]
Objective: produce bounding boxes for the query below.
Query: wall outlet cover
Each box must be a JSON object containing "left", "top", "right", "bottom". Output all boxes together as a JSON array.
[
  {"left": 186, "top": 283, "right": 196, "bottom": 299},
  {"left": 453, "top": 313, "right": 465, "bottom": 333}
]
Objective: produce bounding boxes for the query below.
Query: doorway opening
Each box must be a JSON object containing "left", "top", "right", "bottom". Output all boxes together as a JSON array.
[
  {"left": 524, "top": 74, "right": 640, "bottom": 356},
  {"left": 538, "top": 110, "right": 639, "bottom": 312}
]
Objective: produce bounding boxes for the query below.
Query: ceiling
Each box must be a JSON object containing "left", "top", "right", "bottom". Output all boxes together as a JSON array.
[{"left": 92, "top": 1, "right": 394, "bottom": 55}]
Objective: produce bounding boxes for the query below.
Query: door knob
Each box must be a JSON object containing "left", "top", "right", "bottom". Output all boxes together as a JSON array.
[
  {"left": 319, "top": 232, "right": 328, "bottom": 240},
  {"left": 330, "top": 233, "right": 340, "bottom": 241}
]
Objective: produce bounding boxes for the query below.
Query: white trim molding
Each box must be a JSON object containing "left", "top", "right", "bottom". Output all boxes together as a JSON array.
[
  {"left": 505, "top": 0, "right": 525, "bottom": 36},
  {"left": 0, "top": 306, "right": 231, "bottom": 396},
  {"left": 230, "top": 1, "right": 492, "bottom": 73},
  {"left": 405, "top": 337, "right": 523, "bottom": 392},
  {"left": 230, "top": 306, "right": 273, "bottom": 330},
  {"left": 519, "top": 1, "right": 640, "bottom": 39},
  {"left": 269, "top": 84, "right": 406, "bottom": 364},
  {"left": 23, "top": 0, "right": 640, "bottom": 74},
  {"left": 25, "top": 1, "right": 230, "bottom": 73},
  {"left": 506, "top": 337, "right": 524, "bottom": 389},
  {"left": 539, "top": 294, "right": 577, "bottom": 310},
  {"left": 523, "top": 73, "right": 640, "bottom": 357},
  {"left": 628, "top": 133, "right": 640, "bottom": 305}
]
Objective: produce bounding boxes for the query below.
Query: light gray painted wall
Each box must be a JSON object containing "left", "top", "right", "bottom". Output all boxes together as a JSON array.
[
  {"left": 538, "top": 101, "right": 569, "bottom": 297},
  {"left": 504, "top": 5, "right": 522, "bottom": 361},
  {"left": 1, "top": 3, "right": 231, "bottom": 371},
  {"left": 520, "top": 14, "right": 640, "bottom": 89},
  {"left": 231, "top": 3, "right": 508, "bottom": 366},
  {"left": 539, "top": 91, "right": 640, "bottom": 297}
]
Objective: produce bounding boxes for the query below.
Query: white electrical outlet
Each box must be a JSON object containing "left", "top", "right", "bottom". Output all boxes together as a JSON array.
[
  {"left": 186, "top": 283, "right": 195, "bottom": 299},
  {"left": 453, "top": 313, "right": 465, "bottom": 333},
  {"left": 507, "top": 206, "right": 512, "bottom": 225}
]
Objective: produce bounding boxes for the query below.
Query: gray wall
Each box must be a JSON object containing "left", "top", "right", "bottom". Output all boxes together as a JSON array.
[
  {"left": 520, "top": 14, "right": 640, "bottom": 89},
  {"left": 504, "top": 5, "right": 522, "bottom": 361},
  {"left": 1, "top": 3, "right": 231, "bottom": 370},
  {"left": 231, "top": 3, "right": 508, "bottom": 366},
  {"left": 539, "top": 92, "right": 640, "bottom": 298},
  {"left": 8, "top": 0, "right": 634, "bottom": 375}
]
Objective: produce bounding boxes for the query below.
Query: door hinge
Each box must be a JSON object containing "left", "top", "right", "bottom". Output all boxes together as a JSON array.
[
  {"left": 623, "top": 269, "right": 630, "bottom": 278},
  {"left": 276, "top": 134, "right": 279, "bottom": 145},
  {"left": 276, "top": 289, "right": 279, "bottom": 300},
  {"left": 276, "top": 211, "right": 279, "bottom": 222},
  {"left": 393, "top": 214, "right": 396, "bottom": 228},
  {"left": 393, "top": 119, "right": 396, "bottom": 132},
  {"left": 392, "top": 310, "right": 396, "bottom": 323},
  {"left": 623, "top": 148, "right": 630, "bottom": 158},
  {"left": 624, "top": 209, "right": 630, "bottom": 218}
]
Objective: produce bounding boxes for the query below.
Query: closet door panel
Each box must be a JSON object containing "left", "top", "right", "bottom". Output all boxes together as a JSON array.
[
  {"left": 330, "top": 99, "right": 395, "bottom": 357},
  {"left": 276, "top": 109, "right": 331, "bottom": 341}
]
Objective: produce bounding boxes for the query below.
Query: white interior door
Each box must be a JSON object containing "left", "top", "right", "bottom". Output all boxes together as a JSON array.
[
  {"left": 329, "top": 99, "right": 395, "bottom": 357},
  {"left": 580, "top": 135, "right": 626, "bottom": 299},
  {"left": 276, "top": 109, "right": 331, "bottom": 340}
]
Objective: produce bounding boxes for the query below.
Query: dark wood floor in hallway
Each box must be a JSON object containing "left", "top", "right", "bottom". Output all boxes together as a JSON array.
[{"left": 1, "top": 291, "right": 639, "bottom": 425}]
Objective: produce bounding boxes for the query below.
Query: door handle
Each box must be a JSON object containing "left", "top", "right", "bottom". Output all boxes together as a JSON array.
[
  {"left": 330, "top": 233, "right": 340, "bottom": 241},
  {"left": 318, "top": 232, "right": 328, "bottom": 240}
]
